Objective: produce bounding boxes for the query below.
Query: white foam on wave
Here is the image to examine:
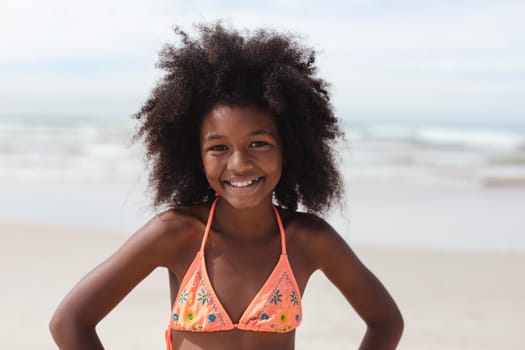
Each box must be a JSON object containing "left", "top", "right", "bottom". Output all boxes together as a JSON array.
[
  {"left": 1, "top": 116, "right": 525, "bottom": 187},
  {"left": 0, "top": 116, "right": 143, "bottom": 182},
  {"left": 347, "top": 122, "right": 525, "bottom": 151}
]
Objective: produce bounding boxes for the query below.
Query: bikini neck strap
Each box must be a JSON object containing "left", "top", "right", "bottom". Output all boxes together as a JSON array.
[{"left": 200, "top": 197, "right": 287, "bottom": 255}]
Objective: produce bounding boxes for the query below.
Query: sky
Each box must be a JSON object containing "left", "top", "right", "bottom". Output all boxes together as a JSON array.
[{"left": 0, "top": 0, "right": 524, "bottom": 127}]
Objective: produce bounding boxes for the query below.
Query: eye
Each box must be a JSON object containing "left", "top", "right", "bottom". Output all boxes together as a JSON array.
[
  {"left": 207, "top": 145, "right": 228, "bottom": 152},
  {"left": 249, "top": 141, "right": 269, "bottom": 148}
]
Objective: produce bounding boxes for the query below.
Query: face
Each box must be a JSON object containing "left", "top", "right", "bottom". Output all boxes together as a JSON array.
[{"left": 200, "top": 105, "right": 283, "bottom": 210}]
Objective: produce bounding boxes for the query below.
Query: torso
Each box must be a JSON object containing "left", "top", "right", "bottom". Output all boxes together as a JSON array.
[{"left": 160, "top": 203, "right": 319, "bottom": 350}]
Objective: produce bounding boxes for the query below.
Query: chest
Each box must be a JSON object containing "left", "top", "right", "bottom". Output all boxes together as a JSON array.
[
  {"left": 170, "top": 226, "right": 314, "bottom": 324},
  {"left": 204, "top": 237, "right": 282, "bottom": 321}
]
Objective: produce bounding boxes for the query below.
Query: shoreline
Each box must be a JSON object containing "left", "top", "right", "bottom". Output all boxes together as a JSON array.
[{"left": 1, "top": 221, "right": 524, "bottom": 349}]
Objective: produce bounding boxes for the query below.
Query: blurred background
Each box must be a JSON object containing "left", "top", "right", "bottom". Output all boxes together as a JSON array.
[
  {"left": 1, "top": 0, "right": 524, "bottom": 248},
  {"left": 1, "top": 1, "right": 524, "bottom": 349}
]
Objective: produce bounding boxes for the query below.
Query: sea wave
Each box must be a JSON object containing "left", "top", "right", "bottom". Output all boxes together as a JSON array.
[{"left": 2, "top": 116, "right": 525, "bottom": 186}]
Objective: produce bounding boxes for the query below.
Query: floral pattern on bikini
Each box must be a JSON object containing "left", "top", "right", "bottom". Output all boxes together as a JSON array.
[
  {"left": 171, "top": 267, "right": 228, "bottom": 331},
  {"left": 167, "top": 199, "right": 303, "bottom": 334},
  {"left": 247, "top": 270, "right": 302, "bottom": 332}
]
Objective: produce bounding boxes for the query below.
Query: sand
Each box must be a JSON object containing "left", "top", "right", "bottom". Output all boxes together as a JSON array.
[{"left": 1, "top": 221, "right": 524, "bottom": 349}]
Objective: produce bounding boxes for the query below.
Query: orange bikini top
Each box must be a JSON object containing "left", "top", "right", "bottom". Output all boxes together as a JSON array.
[{"left": 166, "top": 198, "right": 302, "bottom": 340}]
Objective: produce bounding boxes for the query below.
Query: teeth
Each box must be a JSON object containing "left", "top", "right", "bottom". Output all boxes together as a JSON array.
[{"left": 228, "top": 177, "right": 260, "bottom": 187}]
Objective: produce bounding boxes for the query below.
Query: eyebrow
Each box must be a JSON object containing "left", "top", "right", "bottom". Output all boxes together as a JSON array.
[{"left": 204, "top": 129, "right": 275, "bottom": 142}]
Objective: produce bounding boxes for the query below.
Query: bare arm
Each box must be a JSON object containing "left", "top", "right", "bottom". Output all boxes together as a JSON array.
[
  {"left": 49, "top": 212, "right": 189, "bottom": 349},
  {"left": 310, "top": 219, "right": 404, "bottom": 349}
]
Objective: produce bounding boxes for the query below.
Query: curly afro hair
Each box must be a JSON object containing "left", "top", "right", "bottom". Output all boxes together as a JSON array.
[{"left": 133, "top": 22, "right": 343, "bottom": 214}]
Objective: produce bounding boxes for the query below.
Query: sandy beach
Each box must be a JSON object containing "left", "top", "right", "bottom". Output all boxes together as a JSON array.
[{"left": 1, "top": 221, "right": 524, "bottom": 350}]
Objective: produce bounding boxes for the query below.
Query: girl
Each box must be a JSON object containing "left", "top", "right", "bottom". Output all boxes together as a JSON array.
[{"left": 50, "top": 23, "right": 403, "bottom": 350}]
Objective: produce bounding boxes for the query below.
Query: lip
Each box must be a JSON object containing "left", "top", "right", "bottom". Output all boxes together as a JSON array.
[{"left": 223, "top": 176, "right": 264, "bottom": 193}]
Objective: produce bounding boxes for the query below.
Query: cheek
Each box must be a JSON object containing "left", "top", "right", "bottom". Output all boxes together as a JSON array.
[
  {"left": 265, "top": 153, "right": 283, "bottom": 178},
  {"left": 202, "top": 156, "right": 222, "bottom": 179}
]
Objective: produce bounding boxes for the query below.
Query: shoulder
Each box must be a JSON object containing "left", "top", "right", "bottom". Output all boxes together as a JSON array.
[
  {"left": 153, "top": 205, "right": 204, "bottom": 237},
  {"left": 283, "top": 210, "right": 349, "bottom": 271},
  {"left": 285, "top": 210, "right": 340, "bottom": 244},
  {"left": 130, "top": 204, "right": 211, "bottom": 266}
]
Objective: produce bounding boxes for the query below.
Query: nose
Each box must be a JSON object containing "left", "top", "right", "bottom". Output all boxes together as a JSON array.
[{"left": 227, "top": 148, "right": 254, "bottom": 174}]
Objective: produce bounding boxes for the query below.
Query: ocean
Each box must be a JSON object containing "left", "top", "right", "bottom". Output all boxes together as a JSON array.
[{"left": 1, "top": 115, "right": 524, "bottom": 252}]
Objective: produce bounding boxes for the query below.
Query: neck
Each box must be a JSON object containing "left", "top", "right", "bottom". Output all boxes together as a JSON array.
[{"left": 212, "top": 198, "right": 279, "bottom": 243}]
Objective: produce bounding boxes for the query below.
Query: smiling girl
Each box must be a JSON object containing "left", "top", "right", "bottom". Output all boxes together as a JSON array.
[{"left": 50, "top": 22, "right": 403, "bottom": 350}]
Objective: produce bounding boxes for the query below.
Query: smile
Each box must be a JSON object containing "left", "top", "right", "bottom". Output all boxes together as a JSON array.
[{"left": 224, "top": 176, "right": 263, "bottom": 188}]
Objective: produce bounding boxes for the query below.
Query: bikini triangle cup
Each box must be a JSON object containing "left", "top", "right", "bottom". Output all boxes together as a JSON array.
[{"left": 165, "top": 198, "right": 302, "bottom": 345}]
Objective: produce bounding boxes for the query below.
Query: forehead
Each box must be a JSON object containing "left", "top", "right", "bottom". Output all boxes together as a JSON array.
[{"left": 200, "top": 105, "right": 280, "bottom": 139}]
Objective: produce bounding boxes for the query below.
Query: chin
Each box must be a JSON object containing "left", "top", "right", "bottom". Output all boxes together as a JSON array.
[
  {"left": 220, "top": 196, "right": 268, "bottom": 211},
  {"left": 218, "top": 190, "right": 275, "bottom": 211}
]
